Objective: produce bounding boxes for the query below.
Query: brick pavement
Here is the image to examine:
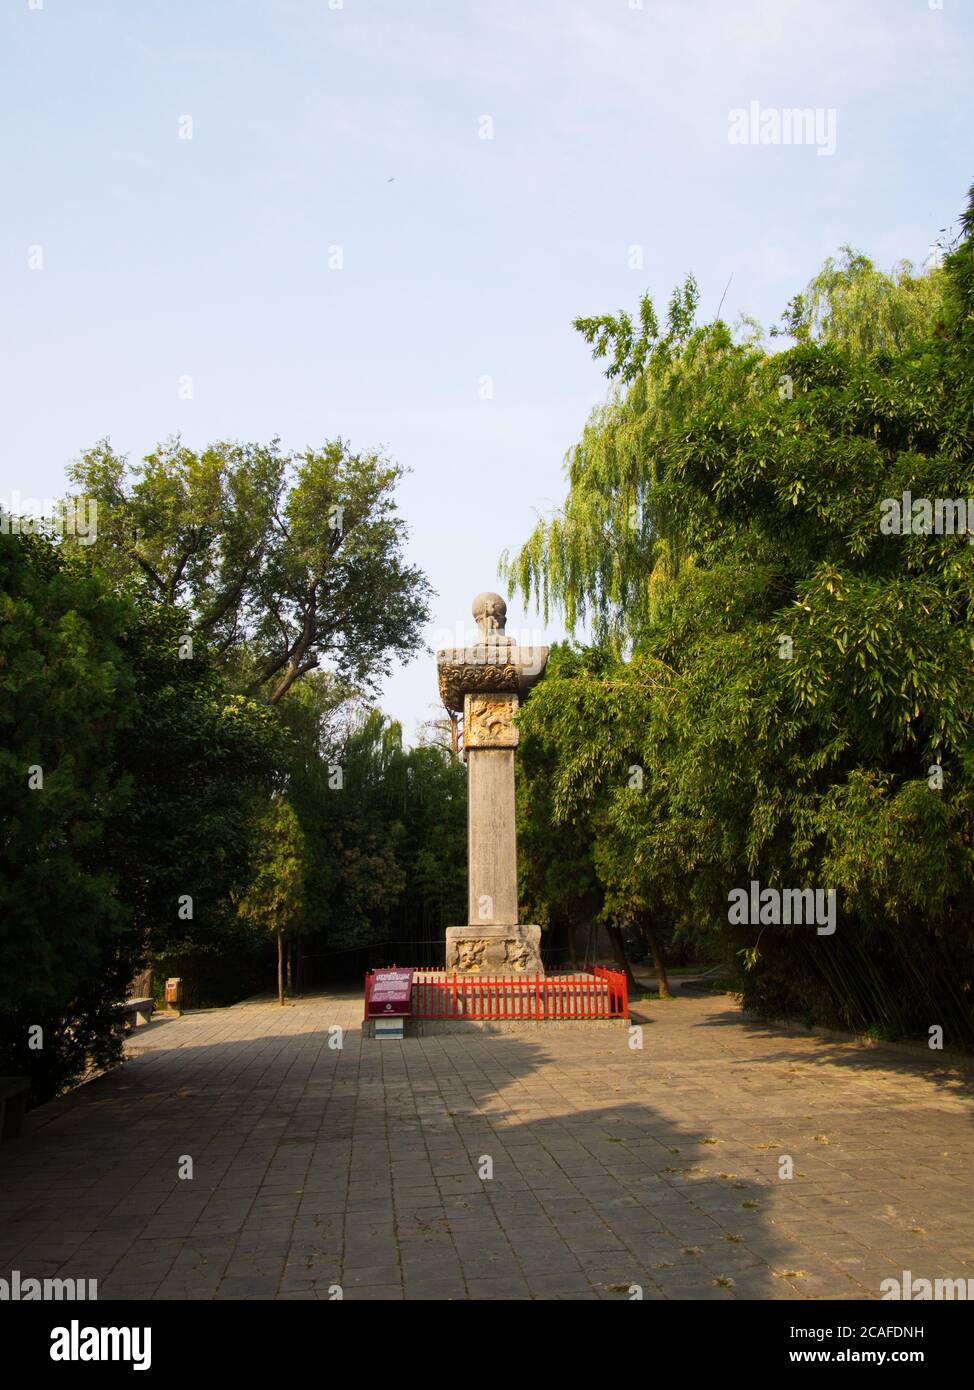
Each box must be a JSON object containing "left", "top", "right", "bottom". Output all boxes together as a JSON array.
[{"left": 1, "top": 990, "right": 971, "bottom": 1300}]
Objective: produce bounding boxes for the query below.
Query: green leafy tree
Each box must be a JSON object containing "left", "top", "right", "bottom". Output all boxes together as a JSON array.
[
  {"left": 394, "top": 735, "right": 467, "bottom": 956},
  {"left": 236, "top": 796, "right": 307, "bottom": 1005},
  {"left": 0, "top": 530, "right": 138, "bottom": 1100},
  {"left": 108, "top": 602, "right": 285, "bottom": 1006},
  {"left": 0, "top": 525, "right": 285, "bottom": 1099},
  {"left": 516, "top": 644, "right": 671, "bottom": 991},
  {"left": 275, "top": 687, "right": 465, "bottom": 976},
  {"left": 215, "top": 687, "right": 458, "bottom": 992},
  {"left": 506, "top": 181, "right": 974, "bottom": 1043},
  {"left": 65, "top": 436, "right": 432, "bottom": 702}
]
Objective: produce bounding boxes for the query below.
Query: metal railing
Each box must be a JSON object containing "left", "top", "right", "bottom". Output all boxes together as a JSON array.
[{"left": 364, "top": 965, "right": 628, "bottom": 1021}]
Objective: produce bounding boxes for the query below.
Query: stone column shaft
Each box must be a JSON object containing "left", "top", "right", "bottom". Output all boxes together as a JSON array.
[{"left": 467, "top": 748, "right": 518, "bottom": 927}]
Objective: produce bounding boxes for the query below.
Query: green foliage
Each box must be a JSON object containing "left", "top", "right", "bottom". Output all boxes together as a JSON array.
[
  {"left": 65, "top": 436, "right": 432, "bottom": 703},
  {"left": 236, "top": 796, "right": 306, "bottom": 938},
  {"left": 397, "top": 738, "right": 469, "bottom": 948},
  {"left": 113, "top": 602, "right": 284, "bottom": 1007},
  {"left": 106, "top": 601, "right": 285, "bottom": 960},
  {"left": 573, "top": 274, "right": 700, "bottom": 384},
  {"left": 503, "top": 236, "right": 951, "bottom": 647},
  {"left": 283, "top": 698, "right": 466, "bottom": 962},
  {"left": 509, "top": 181, "right": 974, "bottom": 1045},
  {"left": 0, "top": 528, "right": 284, "bottom": 1095},
  {"left": 516, "top": 647, "right": 604, "bottom": 931},
  {"left": 772, "top": 246, "right": 945, "bottom": 352},
  {"left": 3, "top": 419, "right": 441, "bottom": 1087},
  {"left": 0, "top": 531, "right": 137, "bottom": 1100}
]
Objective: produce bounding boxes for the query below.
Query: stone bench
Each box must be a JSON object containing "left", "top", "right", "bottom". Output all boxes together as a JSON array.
[
  {"left": 0, "top": 1076, "right": 29, "bottom": 1139},
  {"left": 115, "top": 997, "right": 154, "bottom": 1032}
]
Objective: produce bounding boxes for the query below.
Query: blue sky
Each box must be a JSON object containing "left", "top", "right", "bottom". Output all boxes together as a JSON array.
[{"left": 1, "top": 0, "right": 971, "bottom": 736}]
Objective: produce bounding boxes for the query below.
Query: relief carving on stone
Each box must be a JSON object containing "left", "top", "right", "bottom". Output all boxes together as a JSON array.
[
  {"left": 504, "top": 939, "right": 531, "bottom": 971},
  {"left": 464, "top": 694, "right": 518, "bottom": 748},
  {"left": 452, "top": 940, "right": 487, "bottom": 972},
  {"left": 437, "top": 660, "right": 519, "bottom": 713},
  {"left": 446, "top": 935, "right": 532, "bottom": 973}
]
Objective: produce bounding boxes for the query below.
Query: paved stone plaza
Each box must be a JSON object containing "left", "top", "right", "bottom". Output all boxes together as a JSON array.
[{"left": 1, "top": 990, "right": 972, "bottom": 1300}]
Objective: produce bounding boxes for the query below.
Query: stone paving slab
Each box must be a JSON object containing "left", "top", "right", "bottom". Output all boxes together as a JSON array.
[{"left": 1, "top": 990, "right": 972, "bottom": 1300}]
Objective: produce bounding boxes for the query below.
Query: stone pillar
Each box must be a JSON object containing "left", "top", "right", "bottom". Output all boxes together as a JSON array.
[
  {"left": 465, "top": 696, "right": 519, "bottom": 928},
  {"left": 437, "top": 594, "right": 548, "bottom": 976}
]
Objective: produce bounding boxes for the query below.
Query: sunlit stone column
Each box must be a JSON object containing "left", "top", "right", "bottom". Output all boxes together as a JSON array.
[{"left": 436, "top": 593, "right": 548, "bottom": 975}]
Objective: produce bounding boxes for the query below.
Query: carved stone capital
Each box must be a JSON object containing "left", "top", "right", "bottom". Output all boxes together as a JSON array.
[
  {"left": 437, "top": 655, "right": 519, "bottom": 712},
  {"left": 436, "top": 642, "right": 550, "bottom": 713}
]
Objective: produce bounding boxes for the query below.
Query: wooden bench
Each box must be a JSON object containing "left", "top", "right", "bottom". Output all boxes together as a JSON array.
[
  {"left": 115, "top": 997, "right": 154, "bottom": 1032},
  {"left": 0, "top": 1076, "right": 29, "bottom": 1139}
]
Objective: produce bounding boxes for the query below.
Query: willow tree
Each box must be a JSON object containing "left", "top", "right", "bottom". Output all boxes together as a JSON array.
[
  {"left": 773, "top": 246, "right": 946, "bottom": 353},
  {"left": 502, "top": 276, "right": 711, "bottom": 649},
  {"left": 501, "top": 247, "right": 949, "bottom": 648},
  {"left": 506, "top": 183, "right": 974, "bottom": 1043}
]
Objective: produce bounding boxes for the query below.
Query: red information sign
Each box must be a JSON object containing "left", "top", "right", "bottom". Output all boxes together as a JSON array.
[{"left": 367, "top": 968, "right": 414, "bottom": 1018}]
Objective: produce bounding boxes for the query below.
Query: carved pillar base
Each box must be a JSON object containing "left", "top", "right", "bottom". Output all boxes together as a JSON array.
[{"left": 445, "top": 925, "right": 544, "bottom": 976}]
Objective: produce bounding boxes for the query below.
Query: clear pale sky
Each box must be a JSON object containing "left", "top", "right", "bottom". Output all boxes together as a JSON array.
[{"left": 2, "top": 0, "right": 971, "bottom": 736}]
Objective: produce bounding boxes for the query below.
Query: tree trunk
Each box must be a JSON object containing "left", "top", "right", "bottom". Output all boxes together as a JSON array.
[
  {"left": 606, "top": 925, "right": 640, "bottom": 993},
  {"left": 277, "top": 931, "right": 284, "bottom": 1006},
  {"left": 645, "top": 920, "right": 672, "bottom": 998}
]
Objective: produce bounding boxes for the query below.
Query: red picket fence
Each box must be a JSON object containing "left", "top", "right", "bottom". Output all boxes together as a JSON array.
[{"left": 364, "top": 965, "right": 628, "bottom": 1021}]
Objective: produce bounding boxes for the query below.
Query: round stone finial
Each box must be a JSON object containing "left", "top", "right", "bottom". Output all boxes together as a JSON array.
[{"left": 472, "top": 591, "right": 507, "bottom": 638}]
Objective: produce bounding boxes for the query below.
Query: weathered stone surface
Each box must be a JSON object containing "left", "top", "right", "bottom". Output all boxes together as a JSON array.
[
  {"left": 471, "top": 591, "right": 506, "bottom": 634},
  {"left": 466, "top": 748, "right": 518, "bottom": 925},
  {"left": 463, "top": 693, "right": 518, "bottom": 749},
  {"left": 436, "top": 593, "right": 547, "bottom": 713},
  {"left": 444, "top": 925, "right": 543, "bottom": 975},
  {"left": 436, "top": 647, "right": 547, "bottom": 714}
]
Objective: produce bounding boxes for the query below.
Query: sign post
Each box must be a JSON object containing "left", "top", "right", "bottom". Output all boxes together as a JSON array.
[{"left": 366, "top": 968, "right": 414, "bottom": 1039}]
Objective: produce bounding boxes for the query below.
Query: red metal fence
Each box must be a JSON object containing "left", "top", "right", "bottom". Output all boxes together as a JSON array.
[{"left": 364, "top": 965, "right": 628, "bottom": 1021}]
